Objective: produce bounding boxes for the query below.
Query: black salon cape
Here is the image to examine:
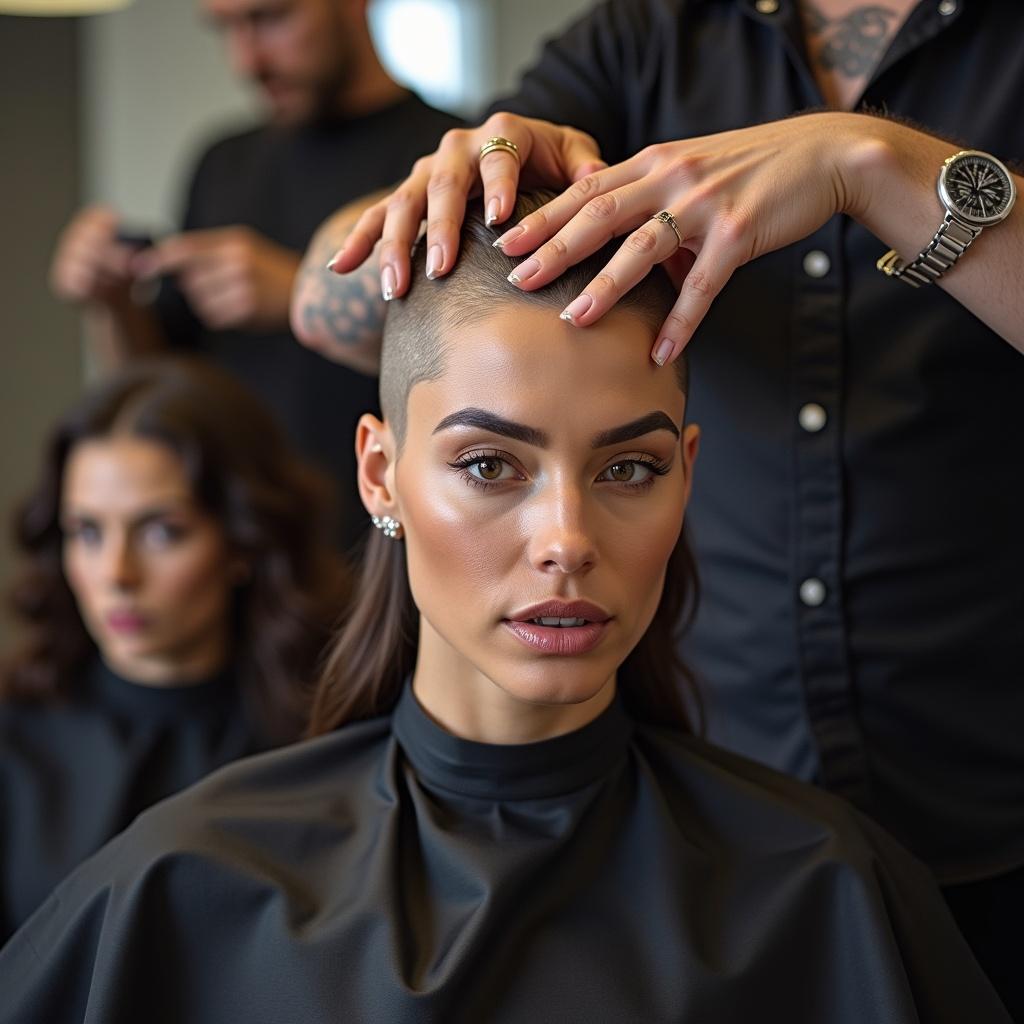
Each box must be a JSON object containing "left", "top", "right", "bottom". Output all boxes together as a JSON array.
[
  {"left": 0, "top": 687, "right": 1009, "bottom": 1023},
  {"left": 0, "top": 659, "right": 265, "bottom": 942}
]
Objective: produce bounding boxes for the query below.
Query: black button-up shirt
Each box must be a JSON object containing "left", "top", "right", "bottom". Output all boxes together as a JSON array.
[{"left": 496, "top": 0, "right": 1024, "bottom": 882}]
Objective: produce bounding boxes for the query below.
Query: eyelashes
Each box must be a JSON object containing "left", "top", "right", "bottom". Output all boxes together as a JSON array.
[
  {"left": 447, "top": 449, "right": 672, "bottom": 492},
  {"left": 448, "top": 449, "right": 524, "bottom": 489}
]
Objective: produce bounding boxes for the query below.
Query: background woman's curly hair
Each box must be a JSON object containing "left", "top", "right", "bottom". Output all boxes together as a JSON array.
[{"left": 1, "top": 358, "right": 350, "bottom": 743}]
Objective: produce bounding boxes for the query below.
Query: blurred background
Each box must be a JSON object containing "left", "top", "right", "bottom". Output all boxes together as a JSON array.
[{"left": 0, "top": 0, "right": 594, "bottom": 648}]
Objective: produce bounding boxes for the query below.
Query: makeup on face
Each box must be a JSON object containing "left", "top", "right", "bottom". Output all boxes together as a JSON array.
[
  {"left": 391, "top": 304, "right": 697, "bottom": 739},
  {"left": 61, "top": 436, "right": 236, "bottom": 686}
]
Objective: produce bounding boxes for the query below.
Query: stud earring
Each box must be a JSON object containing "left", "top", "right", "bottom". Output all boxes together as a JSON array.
[{"left": 371, "top": 514, "right": 402, "bottom": 539}]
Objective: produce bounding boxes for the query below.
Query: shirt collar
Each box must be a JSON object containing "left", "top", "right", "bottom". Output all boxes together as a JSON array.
[{"left": 392, "top": 683, "right": 633, "bottom": 801}]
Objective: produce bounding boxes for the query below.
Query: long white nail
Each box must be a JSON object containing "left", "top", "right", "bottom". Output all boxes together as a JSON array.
[
  {"left": 652, "top": 338, "right": 674, "bottom": 366},
  {"left": 426, "top": 245, "right": 443, "bottom": 280},
  {"left": 381, "top": 265, "right": 396, "bottom": 301},
  {"left": 486, "top": 197, "right": 501, "bottom": 227}
]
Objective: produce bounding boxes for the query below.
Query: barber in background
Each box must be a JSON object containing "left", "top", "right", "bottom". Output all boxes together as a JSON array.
[
  {"left": 49, "top": 0, "right": 460, "bottom": 554},
  {"left": 294, "top": 0, "right": 1024, "bottom": 1014}
]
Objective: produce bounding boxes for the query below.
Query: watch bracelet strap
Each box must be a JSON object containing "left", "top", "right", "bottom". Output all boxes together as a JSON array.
[{"left": 876, "top": 212, "right": 982, "bottom": 288}]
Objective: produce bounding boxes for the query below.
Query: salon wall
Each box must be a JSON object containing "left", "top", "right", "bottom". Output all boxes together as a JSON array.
[{"left": 0, "top": 15, "right": 83, "bottom": 652}]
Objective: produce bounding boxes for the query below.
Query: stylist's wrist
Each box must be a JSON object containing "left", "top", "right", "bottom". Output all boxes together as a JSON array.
[{"left": 829, "top": 112, "right": 908, "bottom": 225}]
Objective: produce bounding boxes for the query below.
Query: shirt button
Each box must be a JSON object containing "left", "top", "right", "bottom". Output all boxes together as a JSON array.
[
  {"left": 938, "top": 0, "right": 957, "bottom": 14},
  {"left": 798, "top": 402, "right": 828, "bottom": 433},
  {"left": 755, "top": 0, "right": 779, "bottom": 12},
  {"left": 802, "top": 249, "right": 831, "bottom": 278},
  {"left": 799, "top": 577, "right": 827, "bottom": 607}
]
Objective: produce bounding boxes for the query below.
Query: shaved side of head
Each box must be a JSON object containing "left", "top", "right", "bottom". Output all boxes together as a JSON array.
[{"left": 380, "top": 191, "right": 688, "bottom": 448}]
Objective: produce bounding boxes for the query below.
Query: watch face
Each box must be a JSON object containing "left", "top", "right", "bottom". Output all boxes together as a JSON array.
[{"left": 939, "top": 151, "right": 1016, "bottom": 226}]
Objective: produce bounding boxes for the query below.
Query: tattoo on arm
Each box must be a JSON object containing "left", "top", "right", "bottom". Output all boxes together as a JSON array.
[
  {"left": 803, "top": 3, "right": 898, "bottom": 79},
  {"left": 295, "top": 220, "right": 385, "bottom": 370}
]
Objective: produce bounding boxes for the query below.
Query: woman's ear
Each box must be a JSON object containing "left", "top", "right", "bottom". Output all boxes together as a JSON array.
[
  {"left": 355, "top": 414, "right": 400, "bottom": 522},
  {"left": 680, "top": 423, "right": 701, "bottom": 505}
]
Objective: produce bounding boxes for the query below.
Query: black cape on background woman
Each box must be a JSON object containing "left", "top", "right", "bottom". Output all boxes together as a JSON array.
[
  {"left": 0, "top": 685, "right": 1009, "bottom": 1023},
  {"left": 0, "top": 658, "right": 265, "bottom": 941}
]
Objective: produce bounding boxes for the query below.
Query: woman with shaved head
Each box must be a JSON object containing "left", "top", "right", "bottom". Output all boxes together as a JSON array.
[{"left": 0, "top": 196, "right": 1008, "bottom": 1023}]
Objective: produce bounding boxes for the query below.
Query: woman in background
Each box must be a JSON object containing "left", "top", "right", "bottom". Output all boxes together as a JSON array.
[
  {"left": 0, "top": 358, "right": 346, "bottom": 939},
  {"left": 0, "top": 200, "right": 1008, "bottom": 1022}
]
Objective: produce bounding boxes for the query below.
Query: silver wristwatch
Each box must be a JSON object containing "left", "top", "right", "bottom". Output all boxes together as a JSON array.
[{"left": 876, "top": 149, "right": 1016, "bottom": 287}]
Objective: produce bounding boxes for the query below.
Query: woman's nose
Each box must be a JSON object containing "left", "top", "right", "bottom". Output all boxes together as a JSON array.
[
  {"left": 103, "top": 536, "right": 142, "bottom": 590},
  {"left": 526, "top": 483, "right": 597, "bottom": 577}
]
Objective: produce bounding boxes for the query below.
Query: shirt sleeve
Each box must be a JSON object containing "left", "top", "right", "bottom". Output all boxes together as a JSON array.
[
  {"left": 149, "top": 147, "right": 211, "bottom": 351},
  {"left": 486, "top": 0, "right": 672, "bottom": 165}
]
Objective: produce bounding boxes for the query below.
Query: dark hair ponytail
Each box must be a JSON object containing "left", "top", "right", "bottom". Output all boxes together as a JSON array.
[{"left": 307, "top": 530, "right": 417, "bottom": 734}]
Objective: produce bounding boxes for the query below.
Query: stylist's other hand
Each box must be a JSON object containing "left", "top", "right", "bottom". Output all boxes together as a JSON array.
[
  {"left": 134, "top": 227, "right": 301, "bottom": 332},
  {"left": 50, "top": 206, "right": 138, "bottom": 307},
  {"left": 494, "top": 112, "right": 882, "bottom": 365},
  {"left": 326, "top": 113, "right": 607, "bottom": 301}
]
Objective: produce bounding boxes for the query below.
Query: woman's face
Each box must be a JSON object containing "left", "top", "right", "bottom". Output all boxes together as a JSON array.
[
  {"left": 362, "top": 303, "right": 699, "bottom": 738},
  {"left": 61, "top": 436, "right": 239, "bottom": 686}
]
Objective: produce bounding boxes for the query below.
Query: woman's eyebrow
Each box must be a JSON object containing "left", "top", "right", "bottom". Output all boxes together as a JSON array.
[
  {"left": 591, "top": 411, "right": 680, "bottom": 448},
  {"left": 433, "top": 408, "right": 548, "bottom": 447},
  {"left": 432, "top": 408, "right": 680, "bottom": 448}
]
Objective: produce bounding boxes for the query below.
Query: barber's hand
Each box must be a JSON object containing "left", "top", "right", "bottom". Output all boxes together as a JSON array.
[
  {"left": 328, "top": 112, "right": 607, "bottom": 301},
  {"left": 495, "top": 112, "right": 879, "bottom": 365},
  {"left": 135, "top": 227, "right": 301, "bottom": 332},
  {"left": 50, "top": 206, "right": 138, "bottom": 306}
]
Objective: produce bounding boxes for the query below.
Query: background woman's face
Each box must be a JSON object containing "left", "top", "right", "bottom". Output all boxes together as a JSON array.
[
  {"left": 61, "top": 436, "right": 237, "bottom": 685},
  {"left": 392, "top": 304, "right": 699, "bottom": 712}
]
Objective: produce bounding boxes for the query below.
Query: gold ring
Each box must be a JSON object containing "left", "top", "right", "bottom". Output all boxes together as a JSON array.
[
  {"left": 479, "top": 136, "right": 521, "bottom": 165},
  {"left": 651, "top": 210, "right": 683, "bottom": 247}
]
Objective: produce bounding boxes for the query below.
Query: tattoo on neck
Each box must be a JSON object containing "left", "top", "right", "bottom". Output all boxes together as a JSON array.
[{"left": 803, "top": 3, "right": 898, "bottom": 79}]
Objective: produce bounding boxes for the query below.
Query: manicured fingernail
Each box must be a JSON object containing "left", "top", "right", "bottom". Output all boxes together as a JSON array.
[
  {"left": 426, "top": 245, "right": 443, "bottom": 280},
  {"left": 325, "top": 249, "right": 344, "bottom": 272},
  {"left": 486, "top": 197, "right": 501, "bottom": 227},
  {"left": 381, "top": 265, "right": 396, "bottom": 301},
  {"left": 508, "top": 257, "right": 540, "bottom": 285},
  {"left": 652, "top": 338, "right": 675, "bottom": 366},
  {"left": 493, "top": 225, "right": 525, "bottom": 250},
  {"left": 559, "top": 294, "right": 593, "bottom": 325}
]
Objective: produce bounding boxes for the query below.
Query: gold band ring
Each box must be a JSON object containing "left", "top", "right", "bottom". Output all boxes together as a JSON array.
[
  {"left": 651, "top": 210, "right": 683, "bottom": 248},
  {"left": 479, "top": 136, "right": 521, "bottom": 165}
]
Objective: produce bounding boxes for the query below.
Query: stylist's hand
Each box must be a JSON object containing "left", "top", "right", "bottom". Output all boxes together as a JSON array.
[
  {"left": 50, "top": 206, "right": 138, "bottom": 307},
  {"left": 495, "top": 112, "right": 878, "bottom": 365},
  {"left": 328, "top": 113, "right": 607, "bottom": 301},
  {"left": 135, "top": 227, "right": 301, "bottom": 332}
]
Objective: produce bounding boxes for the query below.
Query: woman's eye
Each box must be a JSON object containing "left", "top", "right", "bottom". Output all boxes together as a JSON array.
[
  {"left": 467, "top": 457, "right": 515, "bottom": 482},
  {"left": 141, "top": 522, "right": 186, "bottom": 548},
  {"left": 66, "top": 522, "right": 101, "bottom": 546},
  {"left": 599, "top": 461, "right": 654, "bottom": 485}
]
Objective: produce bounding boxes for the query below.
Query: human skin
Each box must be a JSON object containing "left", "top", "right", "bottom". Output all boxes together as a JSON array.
[
  {"left": 355, "top": 304, "right": 700, "bottom": 745},
  {"left": 49, "top": 0, "right": 404, "bottom": 363},
  {"left": 61, "top": 437, "right": 242, "bottom": 686},
  {"left": 324, "top": 111, "right": 1024, "bottom": 365},
  {"left": 201, "top": 0, "right": 396, "bottom": 127}
]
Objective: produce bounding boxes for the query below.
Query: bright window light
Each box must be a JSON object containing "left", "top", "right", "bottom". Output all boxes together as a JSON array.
[{"left": 369, "top": 0, "right": 464, "bottom": 110}]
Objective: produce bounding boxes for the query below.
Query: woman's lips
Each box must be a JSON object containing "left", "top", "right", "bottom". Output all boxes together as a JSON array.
[
  {"left": 105, "top": 610, "right": 150, "bottom": 634},
  {"left": 503, "top": 599, "right": 612, "bottom": 655},
  {"left": 502, "top": 619, "right": 609, "bottom": 656}
]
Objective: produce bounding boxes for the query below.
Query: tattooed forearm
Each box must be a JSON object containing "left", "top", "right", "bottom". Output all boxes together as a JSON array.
[
  {"left": 292, "top": 199, "right": 387, "bottom": 375},
  {"left": 802, "top": 2, "right": 898, "bottom": 78}
]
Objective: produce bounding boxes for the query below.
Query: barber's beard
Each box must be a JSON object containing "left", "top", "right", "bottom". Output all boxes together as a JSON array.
[{"left": 310, "top": 56, "right": 358, "bottom": 121}]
